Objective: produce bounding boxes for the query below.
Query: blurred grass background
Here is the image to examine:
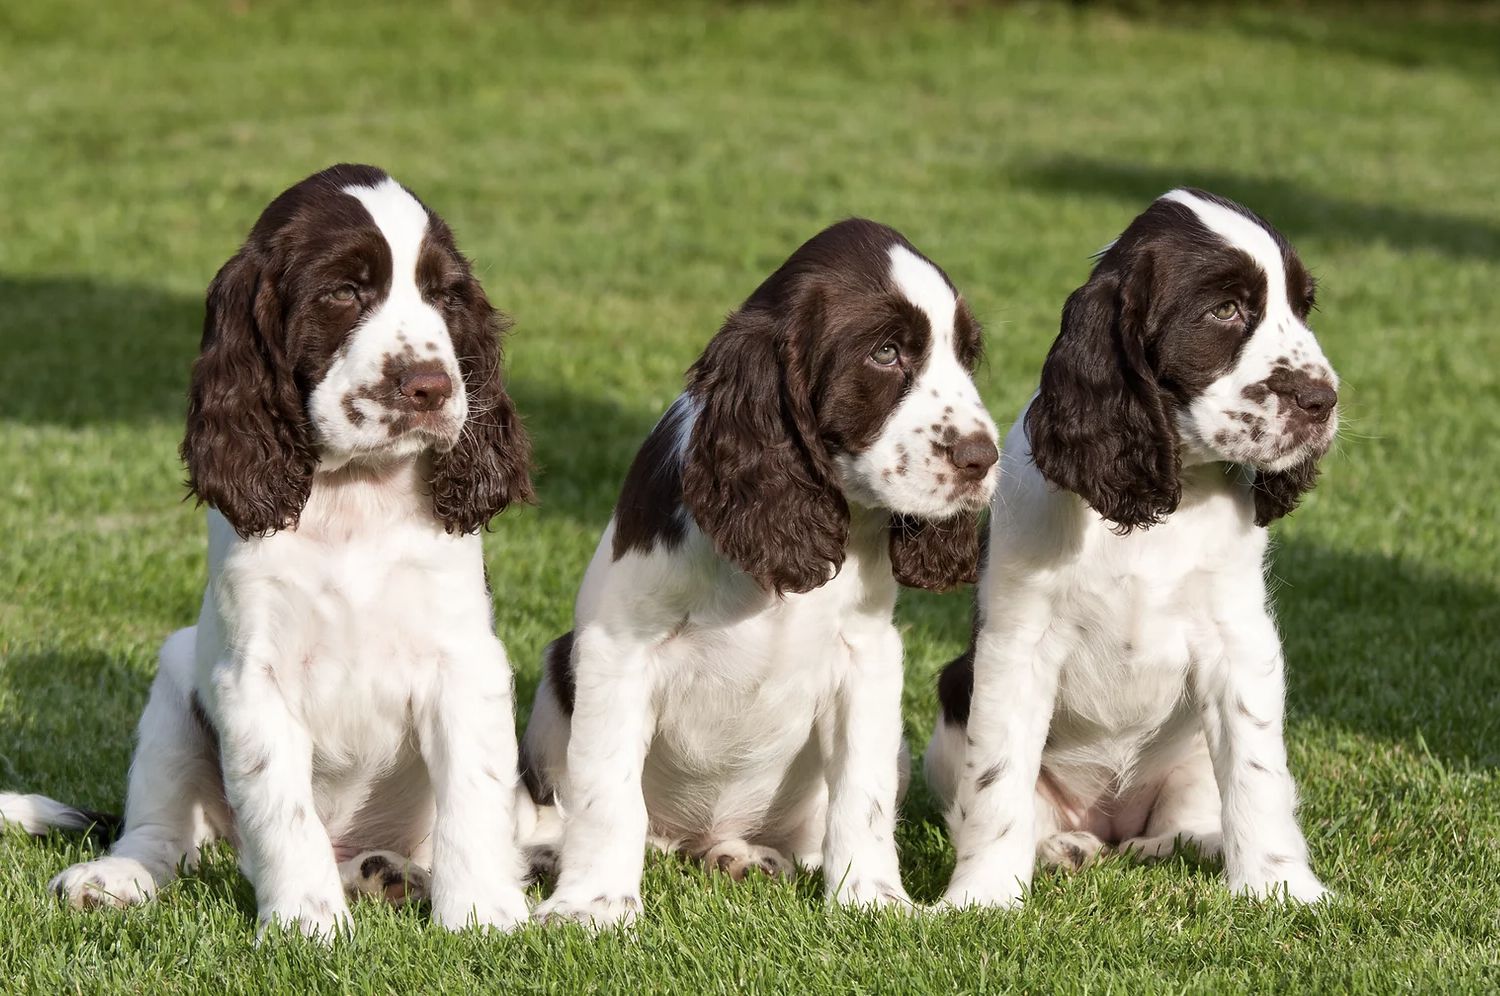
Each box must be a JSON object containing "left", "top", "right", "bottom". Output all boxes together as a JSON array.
[{"left": 1, "top": 1, "right": 1496, "bottom": 992}]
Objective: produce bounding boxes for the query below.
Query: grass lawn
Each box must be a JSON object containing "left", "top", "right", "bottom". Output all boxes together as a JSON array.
[{"left": 2, "top": 1, "right": 1497, "bottom": 991}]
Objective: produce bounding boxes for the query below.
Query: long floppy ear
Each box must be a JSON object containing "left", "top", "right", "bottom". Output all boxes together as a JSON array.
[
  {"left": 1025, "top": 255, "right": 1179, "bottom": 531},
  {"left": 681, "top": 298, "right": 848, "bottom": 595},
  {"left": 889, "top": 510, "right": 984, "bottom": 591},
  {"left": 1253, "top": 458, "right": 1320, "bottom": 526},
  {"left": 182, "top": 250, "right": 316, "bottom": 537},
  {"left": 428, "top": 280, "right": 535, "bottom": 533}
]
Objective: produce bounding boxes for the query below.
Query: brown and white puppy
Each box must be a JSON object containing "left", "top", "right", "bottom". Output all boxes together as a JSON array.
[
  {"left": 1, "top": 164, "right": 536, "bottom": 938},
  {"left": 928, "top": 189, "right": 1338, "bottom": 908},
  {"left": 522, "top": 219, "right": 1000, "bottom": 927}
]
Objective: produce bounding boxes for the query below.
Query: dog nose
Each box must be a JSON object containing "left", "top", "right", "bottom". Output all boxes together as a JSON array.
[
  {"left": 947, "top": 432, "right": 999, "bottom": 481},
  {"left": 1295, "top": 382, "right": 1338, "bottom": 420},
  {"left": 398, "top": 369, "right": 452, "bottom": 412}
]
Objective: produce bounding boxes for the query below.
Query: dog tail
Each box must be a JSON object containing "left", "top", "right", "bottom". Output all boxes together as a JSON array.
[{"left": 0, "top": 792, "right": 121, "bottom": 842}]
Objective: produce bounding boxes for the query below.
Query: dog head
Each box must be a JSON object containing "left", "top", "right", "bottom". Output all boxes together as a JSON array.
[
  {"left": 679, "top": 218, "right": 999, "bottom": 594},
  {"left": 182, "top": 164, "right": 533, "bottom": 536},
  {"left": 1026, "top": 189, "right": 1338, "bottom": 529}
]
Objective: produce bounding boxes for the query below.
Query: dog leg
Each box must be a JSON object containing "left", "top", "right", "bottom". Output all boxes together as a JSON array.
[
  {"left": 1119, "top": 736, "right": 1224, "bottom": 862},
  {"left": 533, "top": 625, "right": 655, "bottom": 929},
  {"left": 50, "top": 629, "right": 228, "bottom": 910},
  {"left": 419, "top": 632, "right": 529, "bottom": 932},
  {"left": 1195, "top": 585, "right": 1327, "bottom": 903},
  {"left": 817, "top": 624, "right": 911, "bottom": 911},
  {"left": 942, "top": 597, "right": 1064, "bottom": 910}
]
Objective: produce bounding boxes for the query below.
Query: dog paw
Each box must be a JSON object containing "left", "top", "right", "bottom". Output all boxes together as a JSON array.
[
  {"left": 49, "top": 857, "right": 158, "bottom": 909},
  {"left": 940, "top": 870, "right": 1026, "bottom": 911},
  {"left": 828, "top": 877, "right": 914, "bottom": 912},
  {"left": 1119, "top": 830, "right": 1223, "bottom": 862},
  {"left": 533, "top": 889, "right": 641, "bottom": 929},
  {"left": 432, "top": 887, "right": 530, "bottom": 932},
  {"left": 339, "top": 850, "right": 430, "bottom": 904},
  {"left": 1232, "top": 862, "right": 1328, "bottom": 904},
  {"left": 523, "top": 845, "right": 559, "bottom": 883},
  {"left": 256, "top": 893, "right": 353, "bottom": 942},
  {"left": 1038, "top": 831, "right": 1105, "bottom": 872},
  {"left": 703, "top": 840, "right": 794, "bottom": 881}
]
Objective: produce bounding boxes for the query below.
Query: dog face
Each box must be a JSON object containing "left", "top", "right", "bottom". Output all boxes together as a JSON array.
[
  {"left": 183, "top": 164, "right": 532, "bottom": 537},
  {"left": 1154, "top": 191, "right": 1338, "bottom": 475},
  {"left": 821, "top": 242, "right": 999, "bottom": 520},
  {"left": 673, "top": 218, "right": 999, "bottom": 595},
  {"left": 1026, "top": 188, "right": 1338, "bottom": 530}
]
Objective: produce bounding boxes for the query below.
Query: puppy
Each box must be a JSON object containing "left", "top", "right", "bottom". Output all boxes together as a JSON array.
[
  {"left": 1, "top": 165, "right": 535, "bottom": 937},
  {"left": 927, "top": 189, "right": 1337, "bottom": 907},
  {"left": 520, "top": 219, "right": 1000, "bottom": 926}
]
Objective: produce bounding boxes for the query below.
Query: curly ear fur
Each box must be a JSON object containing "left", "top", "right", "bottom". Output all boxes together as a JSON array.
[
  {"left": 889, "top": 511, "right": 984, "bottom": 591},
  {"left": 1026, "top": 254, "right": 1179, "bottom": 531},
  {"left": 182, "top": 250, "right": 316, "bottom": 537},
  {"left": 428, "top": 280, "right": 535, "bottom": 533},
  {"left": 1253, "top": 457, "right": 1320, "bottom": 526},
  {"left": 681, "top": 297, "right": 848, "bottom": 596}
]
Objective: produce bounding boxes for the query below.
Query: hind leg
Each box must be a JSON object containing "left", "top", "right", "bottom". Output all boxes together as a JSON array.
[
  {"left": 339, "top": 851, "right": 431, "bottom": 904},
  {"left": 1119, "top": 737, "right": 1223, "bottom": 862},
  {"left": 51, "top": 629, "right": 229, "bottom": 909},
  {"left": 702, "top": 839, "right": 795, "bottom": 881}
]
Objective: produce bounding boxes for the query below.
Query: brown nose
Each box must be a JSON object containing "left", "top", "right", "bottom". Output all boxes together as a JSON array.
[
  {"left": 947, "top": 432, "right": 999, "bottom": 482},
  {"left": 398, "top": 369, "right": 453, "bottom": 412},
  {"left": 1295, "top": 382, "right": 1338, "bottom": 420}
]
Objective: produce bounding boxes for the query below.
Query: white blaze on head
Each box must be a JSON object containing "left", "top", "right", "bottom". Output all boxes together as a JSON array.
[{"left": 887, "top": 243, "right": 959, "bottom": 353}]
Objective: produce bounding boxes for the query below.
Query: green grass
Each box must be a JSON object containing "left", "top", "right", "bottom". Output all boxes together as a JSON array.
[{"left": 2, "top": 1, "right": 1498, "bottom": 991}]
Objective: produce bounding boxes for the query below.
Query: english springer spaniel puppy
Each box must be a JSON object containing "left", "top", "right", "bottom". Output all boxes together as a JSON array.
[
  {"left": 0, "top": 165, "right": 536, "bottom": 937},
  {"left": 926, "top": 190, "right": 1338, "bottom": 908},
  {"left": 520, "top": 219, "right": 1000, "bottom": 927}
]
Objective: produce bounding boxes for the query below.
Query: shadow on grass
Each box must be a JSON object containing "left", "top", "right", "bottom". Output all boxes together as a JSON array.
[
  {"left": 1014, "top": 157, "right": 1500, "bottom": 260},
  {"left": 0, "top": 275, "right": 201, "bottom": 427},
  {"left": 1222, "top": 5, "right": 1500, "bottom": 80}
]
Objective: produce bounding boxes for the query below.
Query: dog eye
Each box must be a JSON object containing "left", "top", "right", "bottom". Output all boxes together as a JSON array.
[
  {"left": 326, "top": 285, "right": 358, "bottom": 305},
  {"left": 1209, "top": 301, "right": 1240, "bottom": 322},
  {"left": 871, "top": 344, "right": 900, "bottom": 366}
]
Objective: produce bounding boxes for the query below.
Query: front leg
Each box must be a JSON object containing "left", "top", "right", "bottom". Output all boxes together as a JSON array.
[
  {"left": 1195, "top": 598, "right": 1326, "bottom": 903},
  {"left": 818, "top": 625, "right": 910, "bottom": 910},
  {"left": 212, "top": 661, "right": 349, "bottom": 941},
  {"left": 533, "top": 624, "right": 654, "bottom": 929},
  {"left": 419, "top": 633, "right": 530, "bottom": 932},
  {"left": 942, "top": 598, "right": 1061, "bottom": 909}
]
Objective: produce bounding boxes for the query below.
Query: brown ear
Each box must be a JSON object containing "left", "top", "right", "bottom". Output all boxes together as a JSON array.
[
  {"left": 680, "top": 297, "right": 848, "bottom": 595},
  {"left": 889, "top": 510, "right": 984, "bottom": 591},
  {"left": 1253, "top": 457, "right": 1320, "bottom": 526},
  {"left": 428, "top": 280, "right": 535, "bottom": 533},
  {"left": 182, "top": 249, "right": 315, "bottom": 537},
  {"left": 1025, "top": 252, "right": 1179, "bottom": 531}
]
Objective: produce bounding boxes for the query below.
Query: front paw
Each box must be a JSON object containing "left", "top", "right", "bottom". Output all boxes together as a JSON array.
[
  {"left": 533, "top": 889, "right": 641, "bottom": 929},
  {"left": 940, "top": 868, "right": 1027, "bottom": 910},
  {"left": 50, "top": 857, "right": 158, "bottom": 909},
  {"left": 432, "top": 886, "right": 530, "bottom": 933},
  {"left": 1232, "top": 863, "right": 1329, "bottom": 904},
  {"left": 828, "top": 876, "right": 914, "bottom": 912},
  {"left": 256, "top": 893, "right": 353, "bottom": 942}
]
